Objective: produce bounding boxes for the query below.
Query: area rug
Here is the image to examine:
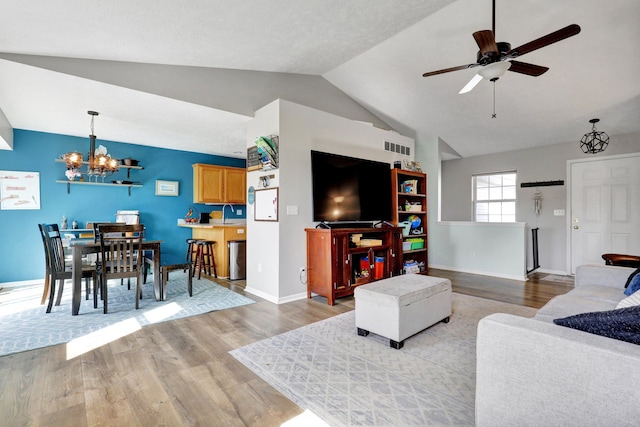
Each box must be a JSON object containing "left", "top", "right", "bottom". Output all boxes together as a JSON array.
[
  {"left": 0, "top": 272, "right": 255, "bottom": 357},
  {"left": 541, "top": 274, "right": 575, "bottom": 284},
  {"left": 230, "top": 293, "right": 536, "bottom": 427}
]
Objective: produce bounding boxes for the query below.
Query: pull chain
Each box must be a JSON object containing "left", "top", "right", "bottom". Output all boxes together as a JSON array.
[{"left": 491, "top": 80, "right": 497, "bottom": 118}]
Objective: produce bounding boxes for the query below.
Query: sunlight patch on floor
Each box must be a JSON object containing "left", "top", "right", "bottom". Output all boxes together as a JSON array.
[
  {"left": 66, "top": 317, "right": 141, "bottom": 360},
  {"left": 143, "top": 302, "right": 182, "bottom": 323},
  {"left": 281, "top": 410, "right": 329, "bottom": 427}
]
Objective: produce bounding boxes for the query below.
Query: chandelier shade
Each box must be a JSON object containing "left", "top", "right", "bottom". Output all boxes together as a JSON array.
[
  {"left": 580, "top": 118, "right": 609, "bottom": 154},
  {"left": 63, "top": 151, "right": 83, "bottom": 169}
]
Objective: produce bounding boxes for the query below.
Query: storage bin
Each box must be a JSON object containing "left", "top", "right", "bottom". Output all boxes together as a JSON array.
[
  {"left": 402, "top": 241, "right": 412, "bottom": 251},
  {"left": 411, "top": 240, "right": 425, "bottom": 250},
  {"left": 373, "top": 256, "right": 385, "bottom": 280},
  {"left": 406, "top": 238, "right": 424, "bottom": 250}
]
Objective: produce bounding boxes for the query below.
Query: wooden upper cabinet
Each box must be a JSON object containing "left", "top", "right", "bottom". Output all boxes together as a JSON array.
[
  {"left": 193, "top": 164, "right": 246, "bottom": 204},
  {"left": 224, "top": 167, "right": 246, "bottom": 203}
]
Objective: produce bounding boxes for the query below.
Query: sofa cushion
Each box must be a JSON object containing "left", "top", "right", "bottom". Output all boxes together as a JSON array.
[
  {"left": 624, "top": 273, "right": 640, "bottom": 296},
  {"left": 617, "top": 291, "right": 640, "bottom": 309},
  {"left": 535, "top": 293, "right": 620, "bottom": 323},
  {"left": 569, "top": 285, "right": 626, "bottom": 305},
  {"left": 553, "top": 306, "right": 640, "bottom": 345}
]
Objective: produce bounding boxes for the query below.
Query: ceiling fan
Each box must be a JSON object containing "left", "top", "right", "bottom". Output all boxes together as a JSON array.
[{"left": 422, "top": 0, "right": 581, "bottom": 94}]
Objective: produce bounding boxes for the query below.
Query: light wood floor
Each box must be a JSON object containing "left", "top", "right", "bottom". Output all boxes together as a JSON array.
[{"left": 0, "top": 269, "right": 572, "bottom": 426}]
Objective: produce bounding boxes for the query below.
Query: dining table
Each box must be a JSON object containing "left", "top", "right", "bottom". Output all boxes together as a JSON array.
[{"left": 70, "top": 239, "right": 163, "bottom": 315}]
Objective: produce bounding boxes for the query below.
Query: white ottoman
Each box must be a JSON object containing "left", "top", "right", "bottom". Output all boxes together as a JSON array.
[{"left": 354, "top": 274, "right": 452, "bottom": 349}]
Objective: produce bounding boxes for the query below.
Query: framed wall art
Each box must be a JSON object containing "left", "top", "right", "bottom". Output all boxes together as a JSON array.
[{"left": 155, "top": 180, "right": 179, "bottom": 196}]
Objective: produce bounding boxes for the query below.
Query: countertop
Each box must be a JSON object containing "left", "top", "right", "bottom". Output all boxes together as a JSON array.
[{"left": 178, "top": 222, "right": 246, "bottom": 229}]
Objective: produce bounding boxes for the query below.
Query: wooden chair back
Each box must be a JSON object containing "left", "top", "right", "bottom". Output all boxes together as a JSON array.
[
  {"left": 97, "top": 224, "right": 144, "bottom": 279},
  {"left": 96, "top": 223, "right": 145, "bottom": 313}
]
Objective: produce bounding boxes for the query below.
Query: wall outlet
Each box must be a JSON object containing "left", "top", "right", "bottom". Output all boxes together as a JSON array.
[
  {"left": 554, "top": 209, "right": 565, "bottom": 216},
  {"left": 287, "top": 205, "right": 299, "bottom": 215},
  {"left": 258, "top": 263, "right": 262, "bottom": 273},
  {"left": 237, "top": 209, "right": 242, "bottom": 215}
]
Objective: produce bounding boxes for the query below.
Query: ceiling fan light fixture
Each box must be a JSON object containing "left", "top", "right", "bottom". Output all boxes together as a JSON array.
[
  {"left": 478, "top": 61, "right": 511, "bottom": 81},
  {"left": 580, "top": 118, "right": 609, "bottom": 154}
]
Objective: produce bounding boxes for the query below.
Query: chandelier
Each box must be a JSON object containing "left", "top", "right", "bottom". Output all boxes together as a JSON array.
[
  {"left": 63, "top": 111, "right": 119, "bottom": 181},
  {"left": 579, "top": 118, "right": 609, "bottom": 154}
]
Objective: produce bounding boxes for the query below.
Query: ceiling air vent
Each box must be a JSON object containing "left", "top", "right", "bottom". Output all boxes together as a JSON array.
[{"left": 383, "top": 140, "right": 410, "bottom": 156}]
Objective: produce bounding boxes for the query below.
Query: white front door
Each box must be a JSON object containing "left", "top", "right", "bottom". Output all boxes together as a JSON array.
[{"left": 569, "top": 153, "right": 640, "bottom": 274}]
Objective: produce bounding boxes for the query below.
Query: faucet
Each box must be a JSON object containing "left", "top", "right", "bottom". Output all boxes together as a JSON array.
[{"left": 222, "top": 204, "right": 235, "bottom": 224}]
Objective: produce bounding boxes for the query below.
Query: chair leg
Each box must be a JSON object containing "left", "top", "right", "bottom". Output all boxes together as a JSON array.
[
  {"left": 93, "top": 274, "right": 99, "bottom": 309},
  {"left": 209, "top": 243, "right": 217, "bottom": 278},
  {"left": 41, "top": 271, "right": 50, "bottom": 305},
  {"left": 46, "top": 278, "right": 58, "bottom": 313},
  {"left": 193, "top": 244, "right": 203, "bottom": 280},
  {"left": 135, "top": 274, "right": 142, "bottom": 309},
  {"left": 103, "top": 276, "right": 108, "bottom": 314},
  {"left": 55, "top": 278, "right": 65, "bottom": 306}
]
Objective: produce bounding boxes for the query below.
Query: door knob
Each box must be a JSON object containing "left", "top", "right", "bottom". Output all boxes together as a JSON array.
[{"left": 573, "top": 225, "right": 579, "bottom": 229}]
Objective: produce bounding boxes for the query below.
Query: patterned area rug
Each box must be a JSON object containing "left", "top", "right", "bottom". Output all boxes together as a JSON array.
[
  {"left": 230, "top": 293, "right": 536, "bottom": 427},
  {"left": 0, "top": 272, "right": 255, "bottom": 356}
]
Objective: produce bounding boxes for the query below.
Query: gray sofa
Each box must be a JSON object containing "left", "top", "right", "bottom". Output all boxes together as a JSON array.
[{"left": 475, "top": 264, "right": 640, "bottom": 427}]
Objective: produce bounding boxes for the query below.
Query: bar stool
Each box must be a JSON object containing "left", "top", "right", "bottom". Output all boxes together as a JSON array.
[
  {"left": 184, "top": 238, "right": 197, "bottom": 272},
  {"left": 193, "top": 240, "right": 217, "bottom": 279}
]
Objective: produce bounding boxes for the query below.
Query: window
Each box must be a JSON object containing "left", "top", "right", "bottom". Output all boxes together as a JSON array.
[{"left": 473, "top": 172, "right": 516, "bottom": 222}]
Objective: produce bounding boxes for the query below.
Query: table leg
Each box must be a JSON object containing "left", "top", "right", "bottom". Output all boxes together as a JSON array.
[{"left": 72, "top": 245, "right": 82, "bottom": 315}]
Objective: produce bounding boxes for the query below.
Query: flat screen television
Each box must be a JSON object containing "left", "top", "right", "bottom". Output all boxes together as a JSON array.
[{"left": 310, "top": 150, "right": 392, "bottom": 224}]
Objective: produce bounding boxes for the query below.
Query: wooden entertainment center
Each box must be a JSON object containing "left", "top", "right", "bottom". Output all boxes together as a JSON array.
[
  {"left": 306, "top": 167, "right": 428, "bottom": 305},
  {"left": 305, "top": 226, "right": 403, "bottom": 305}
]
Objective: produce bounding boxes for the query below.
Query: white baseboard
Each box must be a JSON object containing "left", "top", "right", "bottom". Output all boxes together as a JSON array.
[
  {"left": 0, "top": 279, "right": 42, "bottom": 288},
  {"left": 243, "top": 287, "right": 308, "bottom": 305},
  {"left": 243, "top": 286, "right": 278, "bottom": 304},
  {"left": 428, "top": 264, "right": 528, "bottom": 282},
  {"left": 533, "top": 268, "right": 572, "bottom": 276}
]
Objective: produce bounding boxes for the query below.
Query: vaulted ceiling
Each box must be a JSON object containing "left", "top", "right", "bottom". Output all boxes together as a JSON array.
[{"left": 1, "top": 0, "right": 639, "bottom": 159}]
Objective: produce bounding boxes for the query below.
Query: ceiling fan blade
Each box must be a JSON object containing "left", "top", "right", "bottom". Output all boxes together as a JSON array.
[
  {"left": 473, "top": 30, "right": 499, "bottom": 57},
  {"left": 508, "top": 60, "right": 549, "bottom": 76},
  {"left": 507, "top": 24, "right": 581, "bottom": 57},
  {"left": 422, "top": 64, "right": 476, "bottom": 78},
  {"left": 459, "top": 74, "right": 483, "bottom": 94}
]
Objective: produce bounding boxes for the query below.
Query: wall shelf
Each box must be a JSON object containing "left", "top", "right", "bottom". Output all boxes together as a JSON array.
[
  {"left": 56, "top": 180, "right": 142, "bottom": 196},
  {"left": 55, "top": 158, "right": 143, "bottom": 195}
]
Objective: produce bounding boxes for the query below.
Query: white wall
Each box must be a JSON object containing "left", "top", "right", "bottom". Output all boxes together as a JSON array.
[
  {"left": 439, "top": 131, "right": 640, "bottom": 274},
  {"left": 412, "top": 134, "right": 529, "bottom": 280},
  {"left": 0, "top": 107, "right": 12, "bottom": 150},
  {"left": 245, "top": 99, "right": 414, "bottom": 303},
  {"left": 245, "top": 100, "right": 281, "bottom": 302}
]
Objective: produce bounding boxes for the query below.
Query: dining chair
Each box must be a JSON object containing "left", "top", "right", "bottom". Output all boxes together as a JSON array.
[
  {"left": 38, "top": 223, "right": 54, "bottom": 305},
  {"left": 96, "top": 223, "right": 145, "bottom": 313},
  {"left": 41, "top": 223, "right": 97, "bottom": 313},
  {"left": 93, "top": 221, "right": 151, "bottom": 287}
]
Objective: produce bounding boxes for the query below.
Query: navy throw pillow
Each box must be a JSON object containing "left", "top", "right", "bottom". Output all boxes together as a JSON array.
[
  {"left": 554, "top": 306, "right": 640, "bottom": 345},
  {"left": 624, "top": 274, "right": 640, "bottom": 296}
]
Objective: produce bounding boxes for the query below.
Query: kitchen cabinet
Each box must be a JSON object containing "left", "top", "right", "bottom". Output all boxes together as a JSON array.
[
  {"left": 179, "top": 223, "right": 246, "bottom": 279},
  {"left": 193, "top": 164, "right": 246, "bottom": 204}
]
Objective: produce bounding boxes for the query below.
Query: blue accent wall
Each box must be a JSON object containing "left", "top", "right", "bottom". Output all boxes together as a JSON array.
[{"left": 0, "top": 129, "right": 245, "bottom": 283}]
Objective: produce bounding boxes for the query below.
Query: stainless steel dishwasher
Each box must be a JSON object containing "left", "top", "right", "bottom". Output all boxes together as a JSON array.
[{"left": 228, "top": 240, "right": 246, "bottom": 280}]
